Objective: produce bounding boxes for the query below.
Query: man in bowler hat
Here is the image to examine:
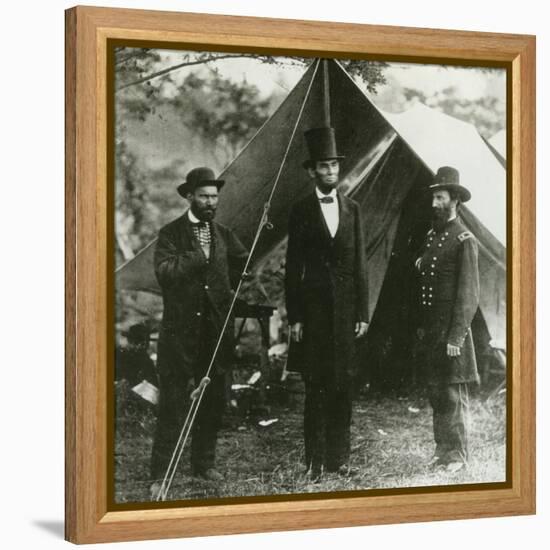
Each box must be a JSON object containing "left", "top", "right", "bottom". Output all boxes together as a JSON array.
[
  {"left": 285, "top": 127, "right": 369, "bottom": 480},
  {"left": 415, "top": 166, "right": 480, "bottom": 473},
  {"left": 150, "top": 167, "right": 248, "bottom": 496}
]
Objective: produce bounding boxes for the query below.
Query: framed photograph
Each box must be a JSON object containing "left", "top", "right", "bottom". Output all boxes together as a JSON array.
[{"left": 65, "top": 5, "right": 535, "bottom": 544}]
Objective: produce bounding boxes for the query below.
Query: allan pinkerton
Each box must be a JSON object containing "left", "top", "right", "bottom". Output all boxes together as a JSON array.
[{"left": 150, "top": 167, "right": 248, "bottom": 497}]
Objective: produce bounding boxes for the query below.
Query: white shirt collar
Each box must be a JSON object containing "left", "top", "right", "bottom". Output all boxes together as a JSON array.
[
  {"left": 188, "top": 208, "right": 200, "bottom": 223},
  {"left": 315, "top": 187, "right": 337, "bottom": 200}
]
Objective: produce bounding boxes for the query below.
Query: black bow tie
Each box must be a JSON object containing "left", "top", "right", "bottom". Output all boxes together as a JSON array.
[
  {"left": 192, "top": 220, "right": 209, "bottom": 228},
  {"left": 319, "top": 196, "right": 334, "bottom": 204}
]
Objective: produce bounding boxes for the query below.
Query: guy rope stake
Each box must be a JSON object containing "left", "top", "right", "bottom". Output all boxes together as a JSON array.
[{"left": 156, "top": 58, "right": 321, "bottom": 501}]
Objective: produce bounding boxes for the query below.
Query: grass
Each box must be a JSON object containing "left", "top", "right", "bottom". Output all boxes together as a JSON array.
[{"left": 114, "top": 385, "right": 506, "bottom": 503}]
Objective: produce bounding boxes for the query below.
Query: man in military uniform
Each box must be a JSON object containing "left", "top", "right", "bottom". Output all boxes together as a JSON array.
[
  {"left": 415, "top": 166, "right": 480, "bottom": 473},
  {"left": 285, "top": 127, "right": 369, "bottom": 480},
  {"left": 150, "top": 167, "right": 248, "bottom": 497}
]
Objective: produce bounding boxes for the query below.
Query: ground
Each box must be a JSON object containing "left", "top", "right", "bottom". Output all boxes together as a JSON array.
[{"left": 114, "top": 384, "right": 506, "bottom": 504}]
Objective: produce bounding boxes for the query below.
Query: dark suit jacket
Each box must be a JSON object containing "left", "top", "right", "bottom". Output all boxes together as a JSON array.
[
  {"left": 285, "top": 191, "right": 369, "bottom": 384},
  {"left": 154, "top": 213, "right": 248, "bottom": 379}
]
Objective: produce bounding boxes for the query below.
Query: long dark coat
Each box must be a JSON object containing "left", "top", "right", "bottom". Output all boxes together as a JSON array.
[
  {"left": 285, "top": 191, "right": 369, "bottom": 386},
  {"left": 154, "top": 213, "right": 248, "bottom": 380},
  {"left": 415, "top": 217, "right": 480, "bottom": 384}
]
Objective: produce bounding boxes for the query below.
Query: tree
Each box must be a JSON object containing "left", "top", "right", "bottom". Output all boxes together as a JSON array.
[{"left": 170, "top": 70, "right": 272, "bottom": 166}]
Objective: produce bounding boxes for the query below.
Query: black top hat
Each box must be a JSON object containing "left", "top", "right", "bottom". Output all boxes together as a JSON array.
[
  {"left": 303, "top": 127, "right": 345, "bottom": 169},
  {"left": 177, "top": 167, "right": 225, "bottom": 197},
  {"left": 429, "top": 166, "right": 471, "bottom": 203}
]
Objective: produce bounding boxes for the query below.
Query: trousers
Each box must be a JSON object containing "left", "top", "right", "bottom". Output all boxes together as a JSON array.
[
  {"left": 150, "top": 312, "right": 226, "bottom": 480},
  {"left": 302, "top": 291, "right": 353, "bottom": 473},
  {"left": 427, "top": 382, "right": 470, "bottom": 464},
  {"left": 304, "top": 380, "right": 352, "bottom": 472}
]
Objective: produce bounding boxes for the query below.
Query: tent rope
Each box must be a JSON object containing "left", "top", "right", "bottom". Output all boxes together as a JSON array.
[{"left": 156, "top": 58, "right": 321, "bottom": 501}]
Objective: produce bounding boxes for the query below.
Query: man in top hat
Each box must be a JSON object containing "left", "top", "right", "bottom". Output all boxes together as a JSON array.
[
  {"left": 150, "top": 167, "right": 248, "bottom": 496},
  {"left": 285, "top": 127, "right": 369, "bottom": 480},
  {"left": 415, "top": 166, "right": 480, "bottom": 473}
]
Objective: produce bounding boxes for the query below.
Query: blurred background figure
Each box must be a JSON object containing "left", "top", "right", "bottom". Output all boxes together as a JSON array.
[{"left": 115, "top": 322, "right": 158, "bottom": 388}]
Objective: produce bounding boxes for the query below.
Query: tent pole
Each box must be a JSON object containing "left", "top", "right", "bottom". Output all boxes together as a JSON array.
[
  {"left": 156, "top": 59, "right": 322, "bottom": 501},
  {"left": 323, "top": 58, "right": 331, "bottom": 127}
]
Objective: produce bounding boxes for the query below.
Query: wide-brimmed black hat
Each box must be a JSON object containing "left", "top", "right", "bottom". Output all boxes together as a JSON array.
[
  {"left": 177, "top": 167, "right": 225, "bottom": 197},
  {"left": 303, "top": 127, "right": 345, "bottom": 169},
  {"left": 429, "top": 166, "right": 471, "bottom": 203}
]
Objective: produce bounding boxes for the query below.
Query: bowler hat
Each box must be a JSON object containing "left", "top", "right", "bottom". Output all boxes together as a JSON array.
[
  {"left": 303, "top": 127, "right": 345, "bottom": 169},
  {"left": 177, "top": 167, "right": 225, "bottom": 197},
  {"left": 429, "top": 166, "right": 471, "bottom": 202}
]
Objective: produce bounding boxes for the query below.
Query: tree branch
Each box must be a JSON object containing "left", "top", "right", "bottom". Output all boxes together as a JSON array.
[
  {"left": 116, "top": 53, "right": 264, "bottom": 92},
  {"left": 114, "top": 48, "right": 152, "bottom": 66}
]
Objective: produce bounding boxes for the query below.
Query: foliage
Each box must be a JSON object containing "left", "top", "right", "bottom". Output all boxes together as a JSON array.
[
  {"left": 115, "top": 139, "right": 159, "bottom": 252},
  {"left": 170, "top": 69, "right": 272, "bottom": 166},
  {"left": 338, "top": 59, "right": 388, "bottom": 93},
  {"left": 115, "top": 48, "right": 166, "bottom": 122}
]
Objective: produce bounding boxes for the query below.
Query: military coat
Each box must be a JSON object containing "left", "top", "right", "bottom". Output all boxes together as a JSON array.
[{"left": 415, "top": 217, "right": 480, "bottom": 384}]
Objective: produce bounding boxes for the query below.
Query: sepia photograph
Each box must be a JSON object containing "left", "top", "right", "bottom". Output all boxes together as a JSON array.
[{"left": 112, "top": 47, "right": 507, "bottom": 505}]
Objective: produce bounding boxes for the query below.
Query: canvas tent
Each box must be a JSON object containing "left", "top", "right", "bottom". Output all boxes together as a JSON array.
[
  {"left": 482, "top": 137, "right": 506, "bottom": 170},
  {"left": 116, "top": 59, "right": 507, "bottom": 381},
  {"left": 382, "top": 103, "right": 507, "bottom": 349},
  {"left": 489, "top": 129, "right": 507, "bottom": 160}
]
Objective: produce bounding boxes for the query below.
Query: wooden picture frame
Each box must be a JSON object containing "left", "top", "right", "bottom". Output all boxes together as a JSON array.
[{"left": 65, "top": 5, "right": 536, "bottom": 544}]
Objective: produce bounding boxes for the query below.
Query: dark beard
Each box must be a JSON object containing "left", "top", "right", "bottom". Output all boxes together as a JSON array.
[
  {"left": 192, "top": 204, "right": 216, "bottom": 221},
  {"left": 432, "top": 207, "right": 451, "bottom": 232}
]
